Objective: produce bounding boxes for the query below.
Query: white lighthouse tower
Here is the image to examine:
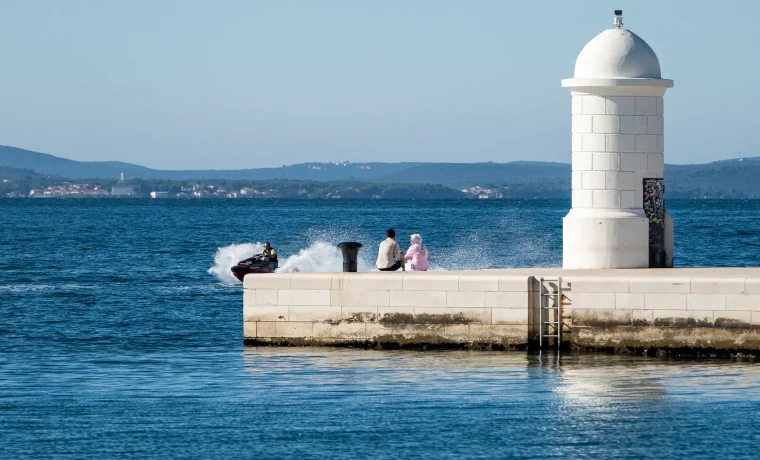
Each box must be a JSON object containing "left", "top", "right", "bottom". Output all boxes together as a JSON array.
[{"left": 562, "top": 10, "right": 673, "bottom": 269}]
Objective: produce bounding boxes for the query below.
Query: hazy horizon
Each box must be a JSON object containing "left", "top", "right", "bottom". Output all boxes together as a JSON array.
[{"left": 0, "top": 1, "right": 757, "bottom": 169}]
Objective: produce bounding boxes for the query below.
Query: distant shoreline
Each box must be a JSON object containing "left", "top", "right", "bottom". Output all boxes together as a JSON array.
[
  {"left": 3, "top": 144, "right": 760, "bottom": 198},
  {"left": 4, "top": 195, "right": 755, "bottom": 201}
]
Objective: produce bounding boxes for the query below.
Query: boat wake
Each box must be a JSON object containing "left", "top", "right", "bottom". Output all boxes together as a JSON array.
[
  {"left": 276, "top": 242, "right": 376, "bottom": 274},
  {"left": 209, "top": 241, "right": 373, "bottom": 284},
  {"left": 209, "top": 232, "right": 548, "bottom": 284},
  {"left": 208, "top": 242, "right": 264, "bottom": 284}
]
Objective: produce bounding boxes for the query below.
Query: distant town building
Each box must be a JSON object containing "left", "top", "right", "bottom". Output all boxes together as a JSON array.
[
  {"left": 111, "top": 171, "right": 137, "bottom": 196},
  {"left": 29, "top": 184, "right": 109, "bottom": 198},
  {"left": 462, "top": 186, "right": 502, "bottom": 199},
  {"left": 240, "top": 187, "right": 267, "bottom": 197},
  {"left": 150, "top": 191, "right": 169, "bottom": 199},
  {"left": 81, "top": 188, "right": 110, "bottom": 197},
  {"left": 111, "top": 184, "right": 137, "bottom": 196}
]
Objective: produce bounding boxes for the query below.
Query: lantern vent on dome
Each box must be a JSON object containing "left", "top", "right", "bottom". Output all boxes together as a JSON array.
[{"left": 614, "top": 10, "right": 623, "bottom": 29}]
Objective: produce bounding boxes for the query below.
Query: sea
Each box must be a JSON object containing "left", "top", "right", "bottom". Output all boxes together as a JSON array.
[{"left": 2, "top": 198, "right": 760, "bottom": 459}]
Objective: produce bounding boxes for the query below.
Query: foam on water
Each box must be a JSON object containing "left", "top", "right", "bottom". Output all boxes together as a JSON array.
[
  {"left": 211, "top": 225, "right": 558, "bottom": 281},
  {"left": 277, "top": 242, "right": 341, "bottom": 273},
  {"left": 209, "top": 241, "right": 375, "bottom": 283},
  {"left": 209, "top": 235, "right": 557, "bottom": 281},
  {"left": 429, "top": 245, "right": 493, "bottom": 271},
  {"left": 426, "top": 231, "right": 495, "bottom": 271},
  {"left": 208, "top": 242, "right": 264, "bottom": 284},
  {"left": 279, "top": 242, "right": 375, "bottom": 273}
]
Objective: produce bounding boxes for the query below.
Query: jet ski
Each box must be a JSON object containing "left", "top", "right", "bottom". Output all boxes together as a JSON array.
[{"left": 231, "top": 254, "right": 276, "bottom": 282}]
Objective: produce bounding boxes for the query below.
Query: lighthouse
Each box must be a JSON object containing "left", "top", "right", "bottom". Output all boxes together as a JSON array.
[{"left": 562, "top": 10, "right": 674, "bottom": 269}]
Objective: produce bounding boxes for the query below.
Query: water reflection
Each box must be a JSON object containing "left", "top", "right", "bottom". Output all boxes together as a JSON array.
[
  {"left": 238, "top": 348, "right": 760, "bottom": 459},
  {"left": 241, "top": 348, "right": 760, "bottom": 405},
  {"left": 241, "top": 348, "right": 537, "bottom": 401}
]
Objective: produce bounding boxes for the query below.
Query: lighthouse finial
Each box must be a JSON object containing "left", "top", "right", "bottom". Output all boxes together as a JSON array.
[{"left": 614, "top": 10, "right": 623, "bottom": 29}]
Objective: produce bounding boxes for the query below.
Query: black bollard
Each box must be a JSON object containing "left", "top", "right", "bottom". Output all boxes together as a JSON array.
[{"left": 337, "top": 242, "right": 363, "bottom": 272}]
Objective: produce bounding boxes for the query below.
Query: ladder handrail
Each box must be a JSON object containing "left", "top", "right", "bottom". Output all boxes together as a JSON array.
[{"left": 538, "top": 277, "right": 563, "bottom": 349}]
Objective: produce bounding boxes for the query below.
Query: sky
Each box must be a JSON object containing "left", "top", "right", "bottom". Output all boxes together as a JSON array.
[{"left": 0, "top": 0, "right": 757, "bottom": 170}]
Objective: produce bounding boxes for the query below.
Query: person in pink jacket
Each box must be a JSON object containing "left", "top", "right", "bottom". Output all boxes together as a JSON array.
[{"left": 404, "top": 234, "right": 430, "bottom": 271}]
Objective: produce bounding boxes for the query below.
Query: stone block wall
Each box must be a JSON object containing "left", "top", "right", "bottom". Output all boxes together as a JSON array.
[
  {"left": 243, "top": 269, "right": 760, "bottom": 353},
  {"left": 565, "top": 275, "right": 760, "bottom": 350},
  {"left": 571, "top": 94, "right": 664, "bottom": 209},
  {"left": 243, "top": 272, "right": 535, "bottom": 349}
]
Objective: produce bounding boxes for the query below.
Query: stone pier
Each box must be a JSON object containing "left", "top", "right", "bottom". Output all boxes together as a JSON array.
[{"left": 243, "top": 268, "right": 760, "bottom": 354}]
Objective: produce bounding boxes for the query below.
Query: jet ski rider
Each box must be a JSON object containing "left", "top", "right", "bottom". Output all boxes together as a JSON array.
[{"left": 262, "top": 242, "right": 278, "bottom": 270}]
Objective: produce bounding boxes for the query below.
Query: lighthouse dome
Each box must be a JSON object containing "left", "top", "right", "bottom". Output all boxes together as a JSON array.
[{"left": 574, "top": 28, "right": 662, "bottom": 79}]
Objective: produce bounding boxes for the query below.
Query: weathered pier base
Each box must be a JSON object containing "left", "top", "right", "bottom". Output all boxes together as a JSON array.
[{"left": 243, "top": 268, "right": 760, "bottom": 353}]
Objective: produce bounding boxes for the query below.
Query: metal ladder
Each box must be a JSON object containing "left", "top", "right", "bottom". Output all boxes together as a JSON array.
[{"left": 539, "top": 277, "right": 563, "bottom": 349}]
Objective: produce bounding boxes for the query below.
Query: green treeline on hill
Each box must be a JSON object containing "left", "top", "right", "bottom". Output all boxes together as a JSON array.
[
  {"left": 8, "top": 173, "right": 760, "bottom": 199},
  {"left": 665, "top": 161, "right": 760, "bottom": 198},
  {"left": 143, "top": 179, "right": 467, "bottom": 199},
  {"left": 0, "top": 167, "right": 62, "bottom": 195},
  {"left": 1, "top": 173, "right": 570, "bottom": 199}
]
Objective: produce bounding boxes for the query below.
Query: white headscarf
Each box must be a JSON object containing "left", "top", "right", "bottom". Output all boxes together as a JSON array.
[{"left": 410, "top": 234, "right": 428, "bottom": 257}]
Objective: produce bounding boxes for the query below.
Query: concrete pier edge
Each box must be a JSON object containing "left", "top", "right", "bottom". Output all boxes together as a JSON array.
[{"left": 243, "top": 268, "right": 760, "bottom": 357}]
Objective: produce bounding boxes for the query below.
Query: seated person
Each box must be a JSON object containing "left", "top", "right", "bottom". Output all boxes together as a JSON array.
[
  {"left": 376, "top": 228, "right": 403, "bottom": 271},
  {"left": 404, "top": 234, "right": 430, "bottom": 271},
  {"left": 261, "top": 241, "right": 278, "bottom": 269}
]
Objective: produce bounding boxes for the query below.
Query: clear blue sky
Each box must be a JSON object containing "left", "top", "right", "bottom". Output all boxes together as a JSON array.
[{"left": 0, "top": 0, "right": 757, "bottom": 169}]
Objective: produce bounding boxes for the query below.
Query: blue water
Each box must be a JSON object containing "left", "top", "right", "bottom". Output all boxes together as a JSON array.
[{"left": 2, "top": 199, "right": 760, "bottom": 458}]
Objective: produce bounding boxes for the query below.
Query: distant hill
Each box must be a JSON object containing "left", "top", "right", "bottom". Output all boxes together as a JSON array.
[
  {"left": 0, "top": 166, "right": 45, "bottom": 180},
  {"left": 0, "top": 145, "right": 420, "bottom": 181},
  {"left": 3, "top": 144, "right": 760, "bottom": 197},
  {"left": 0, "top": 146, "right": 155, "bottom": 179},
  {"left": 381, "top": 161, "right": 570, "bottom": 185},
  {"left": 666, "top": 160, "right": 760, "bottom": 198},
  {"left": 0, "top": 145, "right": 571, "bottom": 184}
]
